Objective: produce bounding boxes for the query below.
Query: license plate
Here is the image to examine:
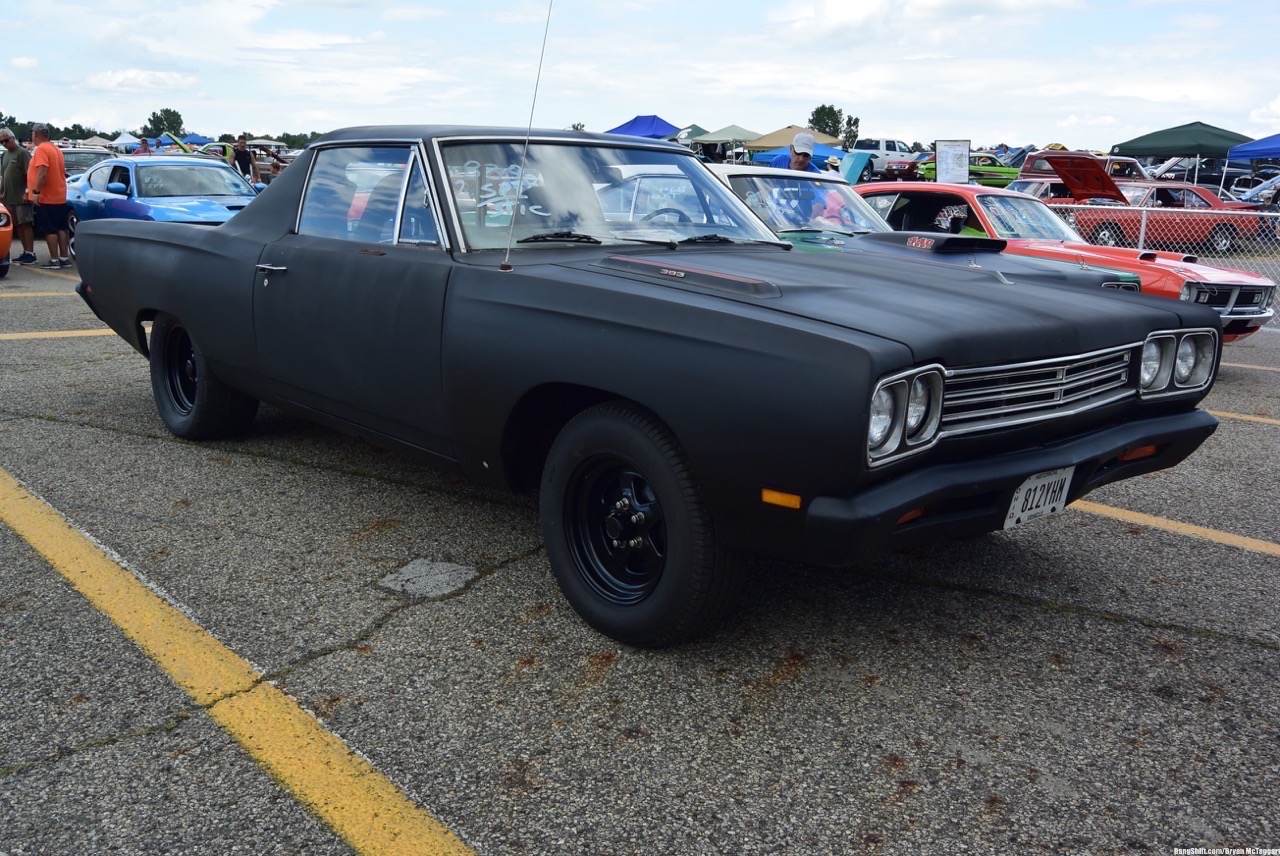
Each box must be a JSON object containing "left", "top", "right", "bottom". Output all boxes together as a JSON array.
[{"left": 1003, "top": 466, "right": 1074, "bottom": 529}]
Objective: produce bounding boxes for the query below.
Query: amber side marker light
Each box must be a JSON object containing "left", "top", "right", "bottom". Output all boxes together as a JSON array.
[
  {"left": 1118, "top": 444, "right": 1159, "bottom": 463},
  {"left": 897, "top": 507, "right": 928, "bottom": 525},
  {"left": 761, "top": 488, "right": 802, "bottom": 510}
]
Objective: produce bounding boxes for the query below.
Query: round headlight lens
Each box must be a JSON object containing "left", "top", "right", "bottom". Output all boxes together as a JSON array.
[
  {"left": 1140, "top": 340, "right": 1163, "bottom": 388},
  {"left": 1174, "top": 337, "right": 1198, "bottom": 384},
  {"left": 868, "top": 386, "right": 895, "bottom": 450},
  {"left": 905, "top": 376, "right": 930, "bottom": 434}
]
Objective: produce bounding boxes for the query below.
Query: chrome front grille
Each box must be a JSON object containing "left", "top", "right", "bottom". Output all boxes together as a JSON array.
[
  {"left": 942, "top": 345, "right": 1134, "bottom": 435},
  {"left": 1185, "top": 282, "right": 1276, "bottom": 316}
]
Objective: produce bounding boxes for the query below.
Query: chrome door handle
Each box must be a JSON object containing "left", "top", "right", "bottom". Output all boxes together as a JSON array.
[{"left": 255, "top": 264, "right": 287, "bottom": 272}]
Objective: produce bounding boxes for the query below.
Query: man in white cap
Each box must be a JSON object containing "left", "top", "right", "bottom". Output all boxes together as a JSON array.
[{"left": 769, "top": 132, "right": 822, "bottom": 173}]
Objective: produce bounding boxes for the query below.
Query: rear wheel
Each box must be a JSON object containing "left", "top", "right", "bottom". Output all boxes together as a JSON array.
[
  {"left": 1089, "top": 223, "right": 1123, "bottom": 247},
  {"left": 540, "top": 402, "right": 739, "bottom": 647},
  {"left": 149, "top": 313, "right": 258, "bottom": 440}
]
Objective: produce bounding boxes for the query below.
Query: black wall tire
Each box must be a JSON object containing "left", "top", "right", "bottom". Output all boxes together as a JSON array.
[
  {"left": 1205, "top": 225, "right": 1236, "bottom": 254},
  {"left": 540, "top": 402, "right": 738, "bottom": 647},
  {"left": 1090, "top": 223, "right": 1123, "bottom": 247},
  {"left": 149, "top": 313, "right": 258, "bottom": 440}
]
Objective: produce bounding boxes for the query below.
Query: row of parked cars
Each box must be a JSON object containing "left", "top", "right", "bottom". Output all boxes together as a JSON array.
[{"left": 64, "top": 125, "right": 1267, "bottom": 644}]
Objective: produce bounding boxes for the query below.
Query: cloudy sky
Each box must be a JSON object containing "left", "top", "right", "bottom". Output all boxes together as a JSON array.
[{"left": 7, "top": 0, "right": 1279, "bottom": 150}]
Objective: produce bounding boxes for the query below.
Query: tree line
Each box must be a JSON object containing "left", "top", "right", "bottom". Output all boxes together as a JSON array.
[
  {"left": 807, "top": 104, "right": 931, "bottom": 152},
  {"left": 0, "top": 106, "right": 323, "bottom": 149}
]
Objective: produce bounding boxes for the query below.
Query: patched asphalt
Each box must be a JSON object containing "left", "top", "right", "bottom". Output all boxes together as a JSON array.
[{"left": 1, "top": 256, "right": 1277, "bottom": 854}]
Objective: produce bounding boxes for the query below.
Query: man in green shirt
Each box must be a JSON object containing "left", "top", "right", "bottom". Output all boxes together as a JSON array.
[{"left": 0, "top": 127, "right": 36, "bottom": 264}]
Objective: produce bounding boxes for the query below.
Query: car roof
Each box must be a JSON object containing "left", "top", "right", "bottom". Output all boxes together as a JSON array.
[
  {"left": 707, "top": 163, "right": 852, "bottom": 184},
  {"left": 313, "top": 125, "right": 688, "bottom": 151},
  {"left": 95, "top": 154, "right": 234, "bottom": 167}
]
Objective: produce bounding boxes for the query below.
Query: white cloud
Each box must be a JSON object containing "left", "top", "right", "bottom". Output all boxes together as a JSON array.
[
  {"left": 10, "top": 57, "right": 38, "bottom": 70},
  {"left": 81, "top": 69, "right": 200, "bottom": 93}
]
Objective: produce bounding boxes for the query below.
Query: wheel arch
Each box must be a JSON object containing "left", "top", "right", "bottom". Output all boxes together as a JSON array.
[{"left": 501, "top": 382, "right": 658, "bottom": 494}]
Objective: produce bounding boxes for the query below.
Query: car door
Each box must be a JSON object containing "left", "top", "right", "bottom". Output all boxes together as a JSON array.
[
  {"left": 79, "top": 163, "right": 141, "bottom": 224},
  {"left": 252, "top": 143, "right": 455, "bottom": 457}
]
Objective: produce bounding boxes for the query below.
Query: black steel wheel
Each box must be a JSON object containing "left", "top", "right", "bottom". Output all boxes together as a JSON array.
[
  {"left": 540, "top": 402, "right": 738, "bottom": 647},
  {"left": 149, "top": 313, "right": 258, "bottom": 440}
]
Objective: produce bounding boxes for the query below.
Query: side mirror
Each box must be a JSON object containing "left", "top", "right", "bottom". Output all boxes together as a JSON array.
[
  {"left": 106, "top": 182, "right": 128, "bottom": 195},
  {"left": 253, "top": 183, "right": 267, "bottom": 193}
]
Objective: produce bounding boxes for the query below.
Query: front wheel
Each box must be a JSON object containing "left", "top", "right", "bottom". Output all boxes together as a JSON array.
[
  {"left": 149, "top": 313, "right": 258, "bottom": 440},
  {"left": 540, "top": 402, "right": 738, "bottom": 647}
]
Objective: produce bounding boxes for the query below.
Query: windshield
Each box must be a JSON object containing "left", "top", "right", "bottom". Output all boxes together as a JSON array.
[
  {"left": 438, "top": 140, "right": 779, "bottom": 250},
  {"left": 137, "top": 164, "right": 256, "bottom": 198},
  {"left": 975, "top": 194, "right": 1087, "bottom": 241},
  {"left": 724, "top": 173, "right": 889, "bottom": 234}
]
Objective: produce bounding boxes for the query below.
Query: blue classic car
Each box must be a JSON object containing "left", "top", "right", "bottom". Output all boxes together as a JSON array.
[{"left": 67, "top": 155, "right": 259, "bottom": 256}]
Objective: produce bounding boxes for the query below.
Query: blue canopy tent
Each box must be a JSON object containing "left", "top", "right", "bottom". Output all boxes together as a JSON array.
[
  {"left": 182, "top": 132, "right": 214, "bottom": 146},
  {"left": 751, "top": 142, "right": 847, "bottom": 165},
  {"left": 605, "top": 115, "right": 681, "bottom": 139},
  {"left": 1228, "top": 132, "right": 1280, "bottom": 161}
]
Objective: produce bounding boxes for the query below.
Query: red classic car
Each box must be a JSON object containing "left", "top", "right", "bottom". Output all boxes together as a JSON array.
[
  {"left": 1010, "top": 153, "right": 1263, "bottom": 253},
  {"left": 855, "top": 181, "right": 1276, "bottom": 343}
]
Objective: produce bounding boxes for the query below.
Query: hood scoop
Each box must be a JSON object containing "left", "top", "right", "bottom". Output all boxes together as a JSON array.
[
  {"left": 595, "top": 255, "right": 781, "bottom": 298},
  {"left": 857, "top": 231, "right": 1008, "bottom": 254}
]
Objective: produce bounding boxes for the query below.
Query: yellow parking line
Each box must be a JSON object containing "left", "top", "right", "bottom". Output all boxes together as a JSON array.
[
  {"left": 1221, "top": 362, "right": 1280, "bottom": 373},
  {"left": 0, "top": 329, "right": 116, "bottom": 341},
  {"left": 29, "top": 268, "right": 79, "bottom": 280},
  {"left": 0, "top": 467, "right": 473, "bottom": 856},
  {"left": 1072, "top": 500, "right": 1280, "bottom": 557},
  {"left": 1208, "top": 410, "right": 1280, "bottom": 427}
]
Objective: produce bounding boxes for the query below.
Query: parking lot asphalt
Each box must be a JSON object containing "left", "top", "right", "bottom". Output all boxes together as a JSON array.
[{"left": 1, "top": 253, "right": 1277, "bottom": 854}]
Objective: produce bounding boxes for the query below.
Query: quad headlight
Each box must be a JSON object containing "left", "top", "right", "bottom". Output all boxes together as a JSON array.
[
  {"left": 867, "top": 365, "right": 944, "bottom": 465},
  {"left": 1138, "top": 329, "right": 1217, "bottom": 397}
]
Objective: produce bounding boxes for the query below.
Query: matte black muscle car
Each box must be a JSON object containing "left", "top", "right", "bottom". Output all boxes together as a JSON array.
[{"left": 76, "top": 125, "right": 1223, "bottom": 647}]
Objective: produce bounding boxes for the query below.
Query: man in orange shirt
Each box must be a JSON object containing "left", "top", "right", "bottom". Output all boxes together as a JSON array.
[{"left": 27, "top": 123, "right": 69, "bottom": 268}]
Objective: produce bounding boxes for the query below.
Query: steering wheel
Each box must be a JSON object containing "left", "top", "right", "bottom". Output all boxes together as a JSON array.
[{"left": 643, "top": 207, "right": 692, "bottom": 224}]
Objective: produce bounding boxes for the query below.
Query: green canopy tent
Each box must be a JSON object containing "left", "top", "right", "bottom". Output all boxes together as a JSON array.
[
  {"left": 670, "top": 124, "right": 709, "bottom": 145},
  {"left": 1109, "top": 121, "right": 1252, "bottom": 159},
  {"left": 689, "top": 125, "right": 761, "bottom": 162}
]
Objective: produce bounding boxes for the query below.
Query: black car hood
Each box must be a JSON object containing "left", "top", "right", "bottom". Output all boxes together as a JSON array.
[{"left": 575, "top": 248, "right": 1206, "bottom": 367}]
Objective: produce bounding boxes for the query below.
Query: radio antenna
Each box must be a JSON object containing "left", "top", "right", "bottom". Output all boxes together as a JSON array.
[{"left": 501, "top": 0, "right": 556, "bottom": 272}]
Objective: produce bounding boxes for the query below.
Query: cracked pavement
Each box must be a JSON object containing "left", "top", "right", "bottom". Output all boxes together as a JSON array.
[{"left": 1, "top": 268, "right": 1278, "bottom": 853}]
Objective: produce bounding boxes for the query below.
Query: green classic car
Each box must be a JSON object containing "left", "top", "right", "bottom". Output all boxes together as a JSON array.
[{"left": 917, "top": 152, "right": 1020, "bottom": 187}]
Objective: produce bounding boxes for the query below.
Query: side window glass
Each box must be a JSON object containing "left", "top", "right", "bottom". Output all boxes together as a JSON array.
[
  {"left": 108, "top": 166, "right": 131, "bottom": 193},
  {"left": 298, "top": 145, "right": 412, "bottom": 241},
  {"left": 399, "top": 160, "right": 440, "bottom": 245},
  {"left": 87, "top": 167, "right": 110, "bottom": 191}
]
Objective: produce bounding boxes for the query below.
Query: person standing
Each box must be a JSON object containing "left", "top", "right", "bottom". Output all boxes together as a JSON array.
[
  {"left": 27, "top": 123, "right": 70, "bottom": 268},
  {"left": 134, "top": 136, "right": 152, "bottom": 155},
  {"left": 227, "top": 135, "right": 261, "bottom": 182},
  {"left": 769, "top": 132, "right": 822, "bottom": 173},
  {"left": 0, "top": 127, "right": 36, "bottom": 265}
]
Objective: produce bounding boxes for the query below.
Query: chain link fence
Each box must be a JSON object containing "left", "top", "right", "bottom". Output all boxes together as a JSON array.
[{"left": 1048, "top": 203, "right": 1280, "bottom": 287}]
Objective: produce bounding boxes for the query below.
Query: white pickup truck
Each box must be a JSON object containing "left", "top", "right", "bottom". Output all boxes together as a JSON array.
[{"left": 851, "top": 137, "right": 915, "bottom": 177}]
